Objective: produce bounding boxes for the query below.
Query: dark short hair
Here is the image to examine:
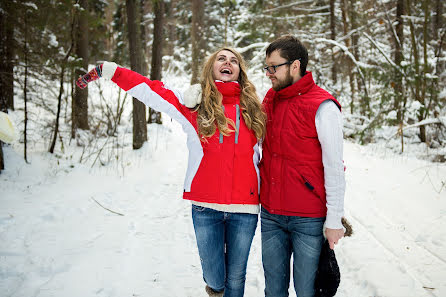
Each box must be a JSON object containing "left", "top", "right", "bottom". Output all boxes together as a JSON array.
[{"left": 266, "top": 35, "right": 308, "bottom": 77}]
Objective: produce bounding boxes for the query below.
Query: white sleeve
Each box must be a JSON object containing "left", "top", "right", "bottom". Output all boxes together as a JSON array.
[
  {"left": 315, "top": 100, "right": 345, "bottom": 229},
  {"left": 102, "top": 62, "right": 118, "bottom": 79}
]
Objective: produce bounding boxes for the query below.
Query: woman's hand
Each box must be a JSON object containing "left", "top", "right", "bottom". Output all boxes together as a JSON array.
[
  {"left": 76, "top": 65, "right": 103, "bottom": 89},
  {"left": 183, "top": 84, "right": 202, "bottom": 108}
]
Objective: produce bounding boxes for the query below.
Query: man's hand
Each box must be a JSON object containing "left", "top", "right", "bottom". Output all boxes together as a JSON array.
[{"left": 325, "top": 228, "right": 344, "bottom": 250}]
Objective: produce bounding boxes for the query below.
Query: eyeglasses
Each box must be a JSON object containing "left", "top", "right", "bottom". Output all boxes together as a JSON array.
[{"left": 263, "top": 59, "right": 299, "bottom": 74}]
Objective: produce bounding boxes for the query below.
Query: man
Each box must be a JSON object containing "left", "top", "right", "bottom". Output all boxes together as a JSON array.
[{"left": 260, "top": 35, "right": 345, "bottom": 297}]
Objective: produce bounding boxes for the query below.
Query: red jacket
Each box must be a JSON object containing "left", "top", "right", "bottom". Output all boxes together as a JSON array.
[
  {"left": 260, "top": 72, "right": 341, "bottom": 217},
  {"left": 108, "top": 65, "right": 260, "bottom": 205}
]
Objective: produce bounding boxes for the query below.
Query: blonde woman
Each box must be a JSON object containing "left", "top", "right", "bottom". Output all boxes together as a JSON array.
[{"left": 77, "top": 48, "right": 266, "bottom": 297}]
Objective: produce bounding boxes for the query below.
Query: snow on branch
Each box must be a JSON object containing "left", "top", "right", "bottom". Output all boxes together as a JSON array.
[
  {"left": 363, "top": 33, "right": 399, "bottom": 69},
  {"left": 257, "top": 13, "right": 330, "bottom": 20},
  {"left": 291, "top": 6, "right": 330, "bottom": 12},
  {"left": 263, "top": 0, "right": 314, "bottom": 13},
  {"left": 362, "top": 32, "right": 417, "bottom": 99},
  {"left": 386, "top": 117, "right": 446, "bottom": 140},
  {"left": 314, "top": 38, "right": 368, "bottom": 96},
  {"left": 236, "top": 42, "right": 269, "bottom": 54}
]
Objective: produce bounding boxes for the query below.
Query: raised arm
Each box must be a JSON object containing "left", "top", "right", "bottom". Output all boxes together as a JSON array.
[{"left": 76, "top": 62, "right": 192, "bottom": 121}]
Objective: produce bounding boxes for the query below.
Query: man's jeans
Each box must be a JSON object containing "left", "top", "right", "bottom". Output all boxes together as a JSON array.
[
  {"left": 261, "top": 207, "right": 325, "bottom": 297},
  {"left": 192, "top": 205, "right": 258, "bottom": 297}
]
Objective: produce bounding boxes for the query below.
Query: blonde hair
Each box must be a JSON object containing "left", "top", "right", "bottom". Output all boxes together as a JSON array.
[{"left": 196, "top": 47, "right": 266, "bottom": 140}]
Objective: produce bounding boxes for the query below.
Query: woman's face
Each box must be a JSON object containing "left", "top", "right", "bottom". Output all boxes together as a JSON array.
[{"left": 212, "top": 50, "right": 240, "bottom": 82}]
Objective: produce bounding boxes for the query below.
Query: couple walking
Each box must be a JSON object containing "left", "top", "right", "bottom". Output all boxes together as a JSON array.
[{"left": 77, "top": 35, "right": 346, "bottom": 297}]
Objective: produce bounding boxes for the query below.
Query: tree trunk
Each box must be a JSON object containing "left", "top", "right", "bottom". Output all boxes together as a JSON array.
[
  {"left": 418, "top": 0, "right": 430, "bottom": 142},
  {"left": 140, "top": 0, "right": 149, "bottom": 71},
  {"left": 148, "top": 0, "right": 164, "bottom": 124},
  {"left": 406, "top": 0, "right": 425, "bottom": 142},
  {"left": 434, "top": 0, "right": 443, "bottom": 74},
  {"left": 165, "top": 0, "right": 177, "bottom": 57},
  {"left": 23, "top": 12, "right": 29, "bottom": 163},
  {"left": 72, "top": 0, "right": 90, "bottom": 138},
  {"left": 126, "top": 0, "right": 147, "bottom": 149},
  {"left": 105, "top": 0, "right": 115, "bottom": 60},
  {"left": 50, "top": 65, "right": 67, "bottom": 154},
  {"left": 394, "top": 0, "right": 404, "bottom": 123},
  {"left": 0, "top": 141, "right": 4, "bottom": 173},
  {"left": 349, "top": 0, "right": 367, "bottom": 115},
  {"left": 430, "top": 0, "right": 443, "bottom": 123},
  {"left": 190, "top": 0, "right": 204, "bottom": 84},
  {"left": 330, "top": 0, "right": 337, "bottom": 84},
  {"left": 341, "top": 0, "right": 355, "bottom": 113},
  {"left": 0, "top": 7, "right": 14, "bottom": 111},
  {"left": 50, "top": 50, "right": 74, "bottom": 153},
  {"left": 393, "top": 0, "right": 405, "bottom": 151},
  {"left": 433, "top": 0, "right": 444, "bottom": 79}
]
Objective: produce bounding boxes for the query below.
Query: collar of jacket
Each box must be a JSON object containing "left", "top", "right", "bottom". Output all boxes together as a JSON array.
[
  {"left": 215, "top": 81, "right": 241, "bottom": 104},
  {"left": 275, "top": 71, "right": 314, "bottom": 100}
]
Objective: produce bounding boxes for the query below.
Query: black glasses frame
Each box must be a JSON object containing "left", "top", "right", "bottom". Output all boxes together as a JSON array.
[{"left": 263, "top": 59, "right": 300, "bottom": 74}]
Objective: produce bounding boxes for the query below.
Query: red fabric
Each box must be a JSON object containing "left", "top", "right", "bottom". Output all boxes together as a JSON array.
[
  {"left": 183, "top": 82, "right": 259, "bottom": 205},
  {"left": 260, "top": 72, "right": 341, "bottom": 217},
  {"left": 111, "top": 66, "right": 196, "bottom": 126},
  {"left": 110, "top": 66, "right": 259, "bottom": 205},
  {"left": 76, "top": 65, "right": 103, "bottom": 89}
]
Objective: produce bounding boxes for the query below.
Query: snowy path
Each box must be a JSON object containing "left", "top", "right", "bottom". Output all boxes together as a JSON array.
[{"left": 1, "top": 119, "right": 445, "bottom": 297}]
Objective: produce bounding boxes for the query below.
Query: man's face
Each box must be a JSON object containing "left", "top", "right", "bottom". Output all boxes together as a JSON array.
[{"left": 265, "top": 50, "right": 294, "bottom": 91}]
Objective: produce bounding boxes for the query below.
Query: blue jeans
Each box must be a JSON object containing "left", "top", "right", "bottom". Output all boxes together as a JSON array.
[
  {"left": 192, "top": 205, "right": 258, "bottom": 297},
  {"left": 261, "top": 207, "right": 325, "bottom": 297}
]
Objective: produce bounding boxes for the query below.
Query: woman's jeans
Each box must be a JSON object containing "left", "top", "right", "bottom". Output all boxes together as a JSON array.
[
  {"left": 261, "top": 207, "right": 325, "bottom": 297},
  {"left": 192, "top": 205, "right": 258, "bottom": 297}
]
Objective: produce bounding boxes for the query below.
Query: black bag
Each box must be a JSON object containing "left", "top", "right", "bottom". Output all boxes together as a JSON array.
[{"left": 314, "top": 240, "right": 341, "bottom": 297}]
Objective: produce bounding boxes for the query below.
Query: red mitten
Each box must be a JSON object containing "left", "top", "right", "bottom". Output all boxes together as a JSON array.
[{"left": 76, "top": 65, "right": 103, "bottom": 89}]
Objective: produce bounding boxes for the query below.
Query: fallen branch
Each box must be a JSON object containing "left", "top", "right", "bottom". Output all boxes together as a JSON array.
[
  {"left": 387, "top": 117, "right": 445, "bottom": 140},
  {"left": 91, "top": 197, "right": 124, "bottom": 216}
]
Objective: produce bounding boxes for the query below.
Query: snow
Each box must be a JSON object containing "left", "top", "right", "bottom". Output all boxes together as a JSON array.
[
  {"left": 48, "top": 34, "right": 58, "bottom": 48},
  {"left": 1, "top": 116, "right": 445, "bottom": 296},
  {"left": 1, "top": 69, "right": 445, "bottom": 297}
]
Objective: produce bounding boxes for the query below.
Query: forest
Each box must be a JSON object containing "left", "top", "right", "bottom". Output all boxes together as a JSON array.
[{"left": 0, "top": 0, "right": 445, "bottom": 172}]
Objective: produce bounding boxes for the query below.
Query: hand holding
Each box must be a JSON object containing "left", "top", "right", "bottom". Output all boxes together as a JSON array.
[{"left": 325, "top": 228, "right": 344, "bottom": 250}]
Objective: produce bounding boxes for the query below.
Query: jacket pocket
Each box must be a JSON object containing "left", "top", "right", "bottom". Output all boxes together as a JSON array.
[{"left": 299, "top": 173, "right": 322, "bottom": 199}]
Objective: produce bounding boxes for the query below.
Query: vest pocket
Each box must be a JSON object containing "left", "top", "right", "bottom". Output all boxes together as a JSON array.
[{"left": 299, "top": 173, "right": 321, "bottom": 199}]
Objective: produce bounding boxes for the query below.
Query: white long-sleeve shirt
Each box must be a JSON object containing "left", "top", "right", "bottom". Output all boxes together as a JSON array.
[{"left": 315, "top": 100, "right": 346, "bottom": 229}]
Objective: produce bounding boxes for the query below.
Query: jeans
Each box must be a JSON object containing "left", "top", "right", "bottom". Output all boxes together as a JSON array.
[
  {"left": 261, "top": 207, "right": 325, "bottom": 297},
  {"left": 192, "top": 205, "right": 258, "bottom": 297}
]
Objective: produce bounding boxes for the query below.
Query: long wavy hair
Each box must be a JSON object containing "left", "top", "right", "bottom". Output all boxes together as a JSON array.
[{"left": 196, "top": 47, "right": 266, "bottom": 141}]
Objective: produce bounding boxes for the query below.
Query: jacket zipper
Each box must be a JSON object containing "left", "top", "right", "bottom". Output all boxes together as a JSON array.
[{"left": 300, "top": 174, "right": 315, "bottom": 191}]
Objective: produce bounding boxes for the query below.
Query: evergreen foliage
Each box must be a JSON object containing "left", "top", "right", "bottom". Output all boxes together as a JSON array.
[{"left": 1, "top": 0, "right": 444, "bottom": 167}]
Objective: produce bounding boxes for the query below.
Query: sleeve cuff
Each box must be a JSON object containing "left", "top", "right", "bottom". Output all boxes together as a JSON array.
[
  {"left": 102, "top": 62, "right": 118, "bottom": 79},
  {"left": 325, "top": 213, "right": 343, "bottom": 229}
]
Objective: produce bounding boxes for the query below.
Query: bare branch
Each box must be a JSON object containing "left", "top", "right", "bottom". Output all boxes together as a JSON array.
[
  {"left": 314, "top": 37, "right": 369, "bottom": 97},
  {"left": 263, "top": 0, "right": 314, "bottom": 13},
  {"left": 386, "top": 117, "right": 446, "bottom": 140},
  {"left": 91, "top": 197, "right": 124, "bottom": 216}
]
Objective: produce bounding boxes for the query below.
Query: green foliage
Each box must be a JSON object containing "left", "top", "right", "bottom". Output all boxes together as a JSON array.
[{"left": 2, "top": 0, "right": 444, "bottom": 151}]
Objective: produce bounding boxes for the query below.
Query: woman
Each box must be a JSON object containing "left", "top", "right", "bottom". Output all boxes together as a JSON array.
[{"left": 76, "top": 48, "right": 266, "bottom": 297}]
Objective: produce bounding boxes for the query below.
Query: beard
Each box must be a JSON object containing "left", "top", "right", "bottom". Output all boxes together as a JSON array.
[{"left": 271, "top": 69, "right": 294, "bottom": 91}]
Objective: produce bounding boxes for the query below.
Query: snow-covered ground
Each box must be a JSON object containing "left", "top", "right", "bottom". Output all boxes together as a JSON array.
[
  {"left": 1, "top": 69, "right": 446, "bottom": 297},
  {"left": 1, "top": 114, "right": 445, "bottom": 297}
]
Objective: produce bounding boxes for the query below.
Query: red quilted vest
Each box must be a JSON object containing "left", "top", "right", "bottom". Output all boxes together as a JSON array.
[{"left": 260, "top": 72, "right": 341, "bottom": 217}]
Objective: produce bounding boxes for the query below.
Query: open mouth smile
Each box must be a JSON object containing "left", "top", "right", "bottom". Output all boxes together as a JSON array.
[{"left": 220, "top": 68, "right": 232, "bottom": 74}]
